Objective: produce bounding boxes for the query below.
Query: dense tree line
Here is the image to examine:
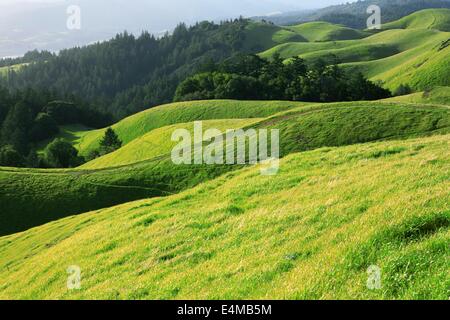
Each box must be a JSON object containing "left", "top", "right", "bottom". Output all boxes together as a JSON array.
[
  {"left": 1, "top": 19, "right": 254, "bottom": 119},
  {"left": 174, "top": 54, "right": 391, "bottom": 102},
  {"left": 0, "top": 86, "right": 112, "bottom": 167}
]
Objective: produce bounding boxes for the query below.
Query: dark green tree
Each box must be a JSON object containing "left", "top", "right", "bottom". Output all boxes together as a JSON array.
[
  {"left": 1, "top": 102, "right": 32, "bottom": 154},
  {"left": 0, "top": 145, "right": 24, "bottom": 167},
  {"left": 44, "top": 138, "right": 83, "bottom": 168},
  {"left": 99, "top": 128, "right": 122, "bottom": 154},
  {"left": 394, "top": 84, "right": 413, "bottom": 96},
  {"left": 30, "top": 113, "right": 59, "bottom": 142}
]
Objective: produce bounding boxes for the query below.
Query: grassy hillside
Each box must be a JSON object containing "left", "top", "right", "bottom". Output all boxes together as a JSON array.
[
  {"left": 80, "top": 119, "right": 262, "bottom": 169},
  {"left": 261, "top": 27, "right": 449, "bottom": 66},
  {"left": 243, "top": 21, "right": 307, "bottom": 51},
  {"left": 242, "top": 20, "right": 367, "bottom": 52},
  {"left": 383, "top": 87, "right": 450, "bottom": 105},
  {"left": 75, "top": 100, "right": 307, "bottom": 156},
  {"left": 0, "top": 134, "right": 448, "bottom": 299},
  {"left": 383, "top": 8, "right": 450, "bottom": 31},
  {"left": 259, "top": 9, "right": 450, "bottom": 91},
  {"left": 343, "top": 34, "right": 450, "bottom": 91},
  {"left": 0, "top": 101, "right": 449, "bottom": 236},
  {"left": 286, "top": 22, "right": 369, "bottom": 42}
]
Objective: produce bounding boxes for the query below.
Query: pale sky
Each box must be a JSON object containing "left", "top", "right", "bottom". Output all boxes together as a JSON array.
[
  {"left": 0, "top": 0, "right": 357, "bottom": 57},
  {"left": 0, "top": 0, "right": 355, "bottom": 11}
]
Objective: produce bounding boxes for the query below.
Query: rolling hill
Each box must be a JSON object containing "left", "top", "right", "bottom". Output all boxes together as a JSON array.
[
  {"left": 259, "top": 9, "right": 450, "bottom": 92},
  {"left": 241, "top": 20, "right": 368, "bottom": 51},
  {"left": 0, "top": 6, "right": 449, "bottom": 301},
  {"left": 383, "top": 8, "right": 450, "bottom": 31},
  {"left": 0, "top": 100, "right": 449, "bottom": 236},
  {"left": 79, "top": 119, "right": 263, "bottom": 169},
  {"left": 285, "top": 22, "right": 369, "bottom": 42},
  {"left": 383, "top": 86, "right": 450, "bottom": 105},
  {"left": 74, "top": 100, "right": 307, "bottom": 156},
  {"left": 0, "top": 133, "right": 448, "bottom": 299},
  {"left": 255, "top": 0, "right": 450, "bottom": 28}
]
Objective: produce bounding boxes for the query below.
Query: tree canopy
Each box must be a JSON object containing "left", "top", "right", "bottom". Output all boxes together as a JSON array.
[{"left": 175, "top": 54, "right": 391, "bottom": 102}]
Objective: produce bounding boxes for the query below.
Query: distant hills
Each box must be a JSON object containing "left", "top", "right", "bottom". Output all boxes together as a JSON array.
[
  {"left": 254, "top": 0, "right": 450, "bottom": 28},
  {"left": 3, "top": 8, "right": 450, "bottom": 121},
  {"left": 260, "top": 9, "right": 450, "bottom": 91}
]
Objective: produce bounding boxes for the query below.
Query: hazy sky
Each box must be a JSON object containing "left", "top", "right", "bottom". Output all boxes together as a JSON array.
[
  {"left": 0, "top": 0, "right": 355, "bottom": 11},
  {"left": 0, "top": 0, "right": 357, "bottom": 57}
]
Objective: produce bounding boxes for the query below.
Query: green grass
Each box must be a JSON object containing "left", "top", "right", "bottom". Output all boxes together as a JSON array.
[
  {"left": 80, "top": 119, "right": 262, "bottom": 169},
  {"left": 0, "top": 101, "right": 448, "bottom": 236},
  {"left": 242, "top": 20, "right": 368, "bottom": 52},
  {"left": 343, "top": 35, "right": 450, "bottom": 91},
  {"left": 258, "top": 9, "right": 450, "bottom": 91},
  {"left": 242, "top": 21, "right": 307, "bottom": 52},
  {"left": 75, "top": 100, "right": 308, "bottom": 156},
  {"left": 383, "top": 8, "right": 450, "bottom": 31},
  {"left": 286, "top": 21, "right": 369, "bottom": 42},
  {"left": 1, "top": 10, "right": 449, "bottom": 301},
  {"left": 0, "top": 133, "right": 448, "bottom": 299},
  {"left": 383, "top": 87, "right": 450, "bottom": 105}
]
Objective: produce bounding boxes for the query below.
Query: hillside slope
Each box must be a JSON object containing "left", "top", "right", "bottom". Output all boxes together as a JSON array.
[
  {"left": 79, "top": 119, "right": 262, "bottom": 169},
  {"left": 0, "top": 101, "right": 449, "bottom": 236},
  {"left": 259, "top": 9, "right": 450, "bottom": 91},
  {"left": 285, "top": 22, "right": 368, "bottom": 42},
  {"left": 0, "top": 134, "right": 448, "bottom": 299},
  {"left": 383, "top": 8, "right": 450, "bottom": 31},
  {"left": 75, "top": 100, "right": 306, "bottom": 156},
  {"left": 383, "top": 87, "right": 450, "bottom": 105},
  {"left": 256, "top": 0, "right": 450, "bottom": 28}
]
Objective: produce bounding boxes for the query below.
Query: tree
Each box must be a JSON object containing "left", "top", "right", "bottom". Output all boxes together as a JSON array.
[
  {"left": 99, "top": 128, "right": 122, "bottom": 154},
  {"left": 1, "top": 102, "right": 32, "bottom": 154},
  {"left": 30, "top": 113, "right": 59, "bottom": 142},
  {"left": 0, "top": 145, "right": 24, "bottom": 167},
  {"left": 25, "top": 149, "right": 41, "bottom": 168},
  {"left": 394, "top": 84, "right": 413, "bottom": 96},
  {"left": 44, "top": 138, "right": 83, "bottom": 168}
]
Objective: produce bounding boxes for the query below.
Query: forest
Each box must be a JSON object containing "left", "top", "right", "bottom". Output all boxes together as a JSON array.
[
  {"left": 0, "top": 87, "right": 111, "bottom": 167},
  {"left": 1, "top": 19, "right": 252, "bottom": 120},
  {"left": 174, "top": 54, "right": 391, "bottom": 102}
]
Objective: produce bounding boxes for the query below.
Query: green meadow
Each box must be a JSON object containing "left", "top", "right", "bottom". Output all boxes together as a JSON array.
[
  {"left": 1, "top": 100, "right": 448, "bottom": 236},
  {"left": 0, "top": 9, "right": 449, "bottom": 300},
  {"left": 0, "top": 134, "right": 448, "bottom": 299}
]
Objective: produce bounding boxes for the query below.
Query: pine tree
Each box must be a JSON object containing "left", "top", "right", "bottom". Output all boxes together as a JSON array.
[{"left": 99, "top": 128, "right": 122, "bottom": 154}]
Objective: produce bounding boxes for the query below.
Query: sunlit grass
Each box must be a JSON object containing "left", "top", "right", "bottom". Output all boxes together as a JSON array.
[{"left": 0, "top": 134, "right": 448, "bottom": 299}]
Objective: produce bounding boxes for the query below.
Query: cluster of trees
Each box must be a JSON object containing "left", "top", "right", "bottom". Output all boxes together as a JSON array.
[
  {"left": 0, "top": 126, "right": 122, "bottom": 168},
  {"left": 0, "top": 86, "right": 112, "bottom": 167},
  {"left": 175, "top": 54, "right": 391, "bottom": 102},
  {"left": 1, "top": 19, "right": 254, "bottom": 119},
  {"left": 39, "top": 128, "right": 122, "bottom": 168}
]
